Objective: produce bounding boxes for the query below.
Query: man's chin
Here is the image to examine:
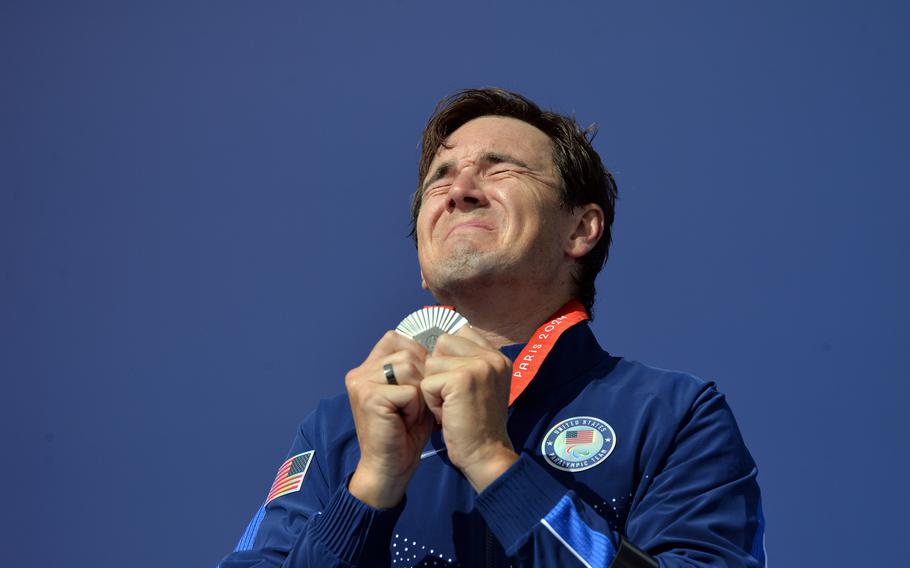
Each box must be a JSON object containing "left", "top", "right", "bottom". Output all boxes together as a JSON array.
[{"left": 424, "top": 255, "right": 512, "bottom": 294}]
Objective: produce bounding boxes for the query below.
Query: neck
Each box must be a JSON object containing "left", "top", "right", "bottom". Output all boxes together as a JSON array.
[{"left": 438, "top": 288, "right": 576, "bottom": 348}]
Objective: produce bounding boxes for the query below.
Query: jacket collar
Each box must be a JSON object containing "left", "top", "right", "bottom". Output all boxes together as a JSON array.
[{"left": 501, "top": 322, "right": 615, "bottom": 406}]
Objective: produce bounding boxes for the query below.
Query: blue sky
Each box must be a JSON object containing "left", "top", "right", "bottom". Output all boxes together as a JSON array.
[{"left": 2, "top": 2, "right": 907, "bottom": 566}]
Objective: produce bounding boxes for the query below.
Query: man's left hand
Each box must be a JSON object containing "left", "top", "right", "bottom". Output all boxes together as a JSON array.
[{"left": 420, "top": 326, "right": 519, "bottom": 493}]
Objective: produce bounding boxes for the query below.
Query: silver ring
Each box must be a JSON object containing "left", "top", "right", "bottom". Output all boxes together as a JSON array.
[{"left": 383, "top": 363, "right": 397, "bottom": 385}]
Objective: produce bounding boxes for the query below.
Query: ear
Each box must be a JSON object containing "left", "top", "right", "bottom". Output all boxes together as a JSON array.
[
  {"left": 565, "top": 204, "right": 604, "bottom": 259},
  {"left": 420, "top": 269, "right": 428, "bottom": 290}
]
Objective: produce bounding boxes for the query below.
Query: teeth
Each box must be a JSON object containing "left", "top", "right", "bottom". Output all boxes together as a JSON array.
[{"left": 395, "top": 307, "right": 469, "bottom": 352}]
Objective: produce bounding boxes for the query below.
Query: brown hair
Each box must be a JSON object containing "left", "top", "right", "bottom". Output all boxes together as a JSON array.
[{"left": 410, "top": 87, "right": 618, "bottom": 315}]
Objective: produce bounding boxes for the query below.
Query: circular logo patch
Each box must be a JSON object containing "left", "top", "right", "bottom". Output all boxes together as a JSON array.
[{"left": 541, "top": 416, "right": 616, "bottom": 472}]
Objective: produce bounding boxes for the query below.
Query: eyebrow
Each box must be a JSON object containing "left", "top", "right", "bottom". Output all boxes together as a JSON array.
[{"left": 421, "top": 152, "right": 531, "bottom": 193}]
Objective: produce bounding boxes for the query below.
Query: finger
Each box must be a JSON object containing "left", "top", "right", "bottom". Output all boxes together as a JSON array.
[
  {"left": 384, "top": 384, "right": 431, "bottom": 432},
  {"left": 375, "top": 351, "right": 426, "bottom": 386},
  {"left": 397, "top": 385, "right": 429, "bottom": 431},
  {"left": 432, "top": 333, "right": 489, "bottom": 357},
  {"left": 424, "top": 354, "right": 472, "bottom": 376},
  {"left": 454, "top": 324, "right": 497, "bottom": 350},
  {"left": 419, "top": 373, "right": 448, "bottom": 424},
  {"left": 370, "top": 383, "right": 425, "bottom": 422},
  {"left": 365, "top": 330, "right": 429, "bottom": 363}
]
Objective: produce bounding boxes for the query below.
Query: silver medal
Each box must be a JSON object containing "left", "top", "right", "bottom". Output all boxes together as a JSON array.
[{"left": 395, "top": 306, "right": 469, "bottom": 352}]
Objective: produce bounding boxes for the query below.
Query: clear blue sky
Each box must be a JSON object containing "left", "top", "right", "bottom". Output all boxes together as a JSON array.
[{"left": 2, "top": 1, "right": 907, "bottom": 566}]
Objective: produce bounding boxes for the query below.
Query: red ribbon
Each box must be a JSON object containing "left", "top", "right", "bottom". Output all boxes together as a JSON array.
[{"left": 508, "top": 300, "right": 589, "bottom": 406}]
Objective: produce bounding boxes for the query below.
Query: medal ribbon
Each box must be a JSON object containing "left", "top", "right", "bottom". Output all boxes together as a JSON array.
[{"left": 508, "top": 300, "right": 589, "bottom": 406}]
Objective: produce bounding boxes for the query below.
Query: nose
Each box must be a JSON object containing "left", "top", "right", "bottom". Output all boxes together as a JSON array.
[{"left": 446, "top": 166, "right": 489, "bottom": 212}]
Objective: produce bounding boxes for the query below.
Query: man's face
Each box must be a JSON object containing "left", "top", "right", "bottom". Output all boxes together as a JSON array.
[{"left": 416, "top": 115, "right": 575, "bottom": 296}]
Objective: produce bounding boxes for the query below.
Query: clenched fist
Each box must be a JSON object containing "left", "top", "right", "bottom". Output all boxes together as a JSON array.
[
  {"left": 421, "top": 326, "right": 519, "bottom": 493},
  {"left": 346, "top": 331, "right": 434, "bottom": 508}
]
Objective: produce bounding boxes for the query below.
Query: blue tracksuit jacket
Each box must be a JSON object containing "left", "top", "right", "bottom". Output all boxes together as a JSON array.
[{"left": 219, "top": 324, "right": 765, "bottom": 567}]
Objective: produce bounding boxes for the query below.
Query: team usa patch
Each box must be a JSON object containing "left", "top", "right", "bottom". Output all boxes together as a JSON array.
[
  {"left": 541, "top": 416, "right": 616, "bottom": 472},
  {"left": 266, "top": 450, "right": 314, "bottom": 504}
]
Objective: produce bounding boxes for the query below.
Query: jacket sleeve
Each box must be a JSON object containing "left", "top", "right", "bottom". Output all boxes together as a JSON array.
[
  {"left": 217, "top": 405, "right": 405, "bottom": 568},
  {"left": 475, "top": 385, "right": 765, "bottom": 567}
]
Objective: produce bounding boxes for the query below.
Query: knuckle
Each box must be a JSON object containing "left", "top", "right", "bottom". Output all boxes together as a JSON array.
[
  {"left": 435, "top": 333, "right": 452, "bottom": 349},
  {"left": 456, "top": 368, "right": 474, "bottom": 383},
  {"left": 346, "top": 381, "right": 364, "bottom": 400},
  {"left": 407, "top": 349, "right": 426, "bottom": 364},
  {"left": 401, "top": 362, "right": 419, "bottom": 378},
  {"left": 357, "top": 384, "right": 379, "bottom": 404}
]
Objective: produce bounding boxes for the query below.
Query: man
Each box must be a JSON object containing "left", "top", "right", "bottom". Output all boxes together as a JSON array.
[{"left": 219, "top": 88, "right": 765, "bottom": 567}]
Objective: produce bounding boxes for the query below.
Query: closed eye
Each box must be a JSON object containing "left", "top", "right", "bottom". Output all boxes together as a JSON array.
[
  {"left": 425, "top": 182, "right": 452, "bottom": 197},
  {"left": 483, "top": 152, "right": 529, "bottom": 170},
  {"left": 422, "top": 163, "right": 453, "bottom": 194}
]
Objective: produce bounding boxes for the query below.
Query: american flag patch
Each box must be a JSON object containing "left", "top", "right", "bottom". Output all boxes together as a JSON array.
[
  {"left": 266, "top": 450, "right": 314, "bottom": 504},
  {"left": 565, "top": 429, "right": 595, "bottom": 446}
]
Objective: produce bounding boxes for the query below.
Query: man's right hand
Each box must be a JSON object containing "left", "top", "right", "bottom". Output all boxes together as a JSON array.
[{"left": 346, "top": 331, "right": 434, "bottom": 508}]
